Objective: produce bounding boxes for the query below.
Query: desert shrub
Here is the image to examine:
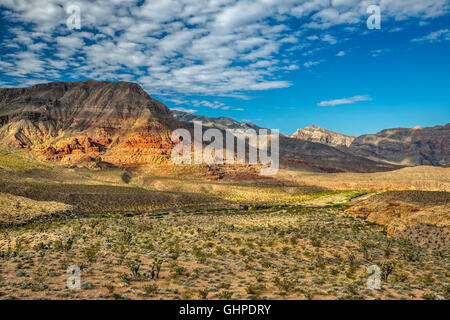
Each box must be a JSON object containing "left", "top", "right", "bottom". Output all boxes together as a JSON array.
[
  {"left": 198, "top": 288, "right": 209, "bottom": 299},
  {"left": 246, "top": 283, "right": 265, "bottom": 297},
  {"left": 384, "top": 239, "right": 393, "bottom": 258},
  {"left": 315, "top": 254, "right": 326, "bottom": 269},
  {"left": 422, "top": 273, "right": 434, "bottom": 286},
  {"left": 347, "top": 251, "right": 356, "bottom": 266},
  {"left": 118, "top": 229, "right": 133, "bottom": 246},
  {"left": 192, "top": 246, "right": 208, "bottom": 263},
  {"left": 143, "top": 284, "right": 158, "bottom": 295},
  {"left": 215, "top": 246, "right": 227, "bottom": 256},
  {"left": 380, "top": 261, "right": 395, "bottom": 282},
  {"left": 126, "top": 256, "right": 141, "bottom": 278},
  {"left": 121, "top": 172, "right": 132, "bottom": 184},
  {"left": 31, "top": 266, "right": 48, "bottom": 292},
  {"left": 330, "top": 268, "right": 339, "bottom": 276},
  {"left": 399, "top": 239, "right": 420, "bottom": 262},
  {"left": 239, "top": 248, "right": 248, "bottom": 256},
  {"left": 218, "top": 290, "right": 233, "bottom": 300},
  {"left": 273, "top": 276, "right": 295, "bottom": 292},
  {"left": 393, "top": 272, "right": 408, "bottom": 283},
  {"left": 105, "top": 283, "right": 115, "bottom": 295},
  {"left": 345, "top": 282, "right": 359, "bottom": 296},
  {"left": 169, "top": 244, "right": 181, "bottom": 260},
  {"left": 181, "top": 289, "right": 194, "bottom": 299},
  {"left": 346, "top": 264, "right": 357, "bottom": 279},
  {"left": 218, "top": 282, "right": 231, "bottom": 289},
  {"left": 84, "top": 243, "right": 100, "bottom": 263},
  {"left": 421, "top": 293, "right": 436, "bottom": 300},
  {"left": 310, "top": 237, "right": 321, "bottom": 247},
  {"left": 443, "top": 285, "right": 450, "bottom": 300},
  {"left": 150, "top": 258, "right": 163, "bottom": 279},
  {"left": 53, "top": 238, "right": 73, "bottom": 253},
  {"left": 170, "top": 263, "right": 188, "bottom": 278},
  {"left": 358, "top": 238, "right": 372, "bottom": 260}
]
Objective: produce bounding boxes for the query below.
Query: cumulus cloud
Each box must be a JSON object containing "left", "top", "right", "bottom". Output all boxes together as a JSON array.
[
  {"left": 0, "top": 0, "right": 448, "bottom": 102},
  {"left": 317, "top": 95, "right": 372, "bottom": 107}
]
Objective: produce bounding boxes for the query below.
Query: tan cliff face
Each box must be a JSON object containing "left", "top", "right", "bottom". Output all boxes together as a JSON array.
[
  {"left": 291, "top": 125, "right": 356, "bottom": 150},
  {"left": 0, "top": 80, "right": 179, "bottom": 167}
]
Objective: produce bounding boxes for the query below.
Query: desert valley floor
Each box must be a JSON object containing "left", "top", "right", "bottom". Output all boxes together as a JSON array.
[{"left": 0, "top": 149, "right": 448, "bottom": 300}]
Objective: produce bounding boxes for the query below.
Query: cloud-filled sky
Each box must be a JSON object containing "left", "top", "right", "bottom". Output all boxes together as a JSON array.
[{"left": 0, "top": 0, "right": 449, "bottom": 135}]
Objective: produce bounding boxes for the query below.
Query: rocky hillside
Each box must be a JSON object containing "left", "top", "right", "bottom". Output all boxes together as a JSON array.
[
  {"left": 291, "top": 125, "right": 355, "bottom": 150},
  {"left": 0, "top": 80, "right": 179, "bottom": 167},
  {"left": 349, "top": 125, "right": 450, "bottom": 166}
]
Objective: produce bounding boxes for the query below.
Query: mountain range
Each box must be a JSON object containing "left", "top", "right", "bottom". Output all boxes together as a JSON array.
[
  {"left": 171, "top": 110, "right": 397, "bottom": 173},
  {"left": 0, "top": 80, "right": 447, "bottom": 172},
  {"left": 290, "top": 123, "right": 449, "bottom": 167}
]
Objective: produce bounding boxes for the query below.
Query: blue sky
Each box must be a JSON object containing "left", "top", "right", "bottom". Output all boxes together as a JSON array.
[{"left": 0, "top": 0, "right": 449, "bottom": 136}]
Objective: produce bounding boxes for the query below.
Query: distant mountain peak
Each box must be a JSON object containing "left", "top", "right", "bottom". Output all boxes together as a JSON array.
[{"left": 291, "top": 126, "right": 355, "bottom": 149}]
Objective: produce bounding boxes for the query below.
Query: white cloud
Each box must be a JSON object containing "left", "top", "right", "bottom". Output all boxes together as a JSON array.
[
  {"left": 322, "top": 34, "right": 338, "bottom": 44},
  {"left": 307, "top": 35, "right": 319, "bottom": 40},
  {"left": 0, "top": 0, "right": 449, "bottom": 100},
  {"left": 4, "top": 52, "right": 45, "bottom": 77},
  {"left": 336, "top": 50, "right": 346, "bottom": 56},
  {"left": 166, "top": 98, "right": 189, "bottom": 105},
  {"left": 389, "top": 27, "right": 404, "bottom": 33},
  {"left": 411, "top": 29, "right": 450, "bottom": 43},
  {"left": 371, "top": 49, "right": 391, "bottom": 57},
  {"left": 187, "top": 99, "right": 245, "bottom": 112},
  {"left": 170, "top": 107, "right": 197, "bottom": 113},
  {"left": 303, "top": 60, "right": 323, "bottom": 68},
  {"left": 307, "top": 34, "right": 338, "bottom": 44},
  {"left": 248, "top": 81, "right": 291, "bottom": 90},
  {"left": 317, "top": 95, "right": 372, "bottom": 107},
  {"left": 191, "top": 100, "right": 225, "bottom": 109}
]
